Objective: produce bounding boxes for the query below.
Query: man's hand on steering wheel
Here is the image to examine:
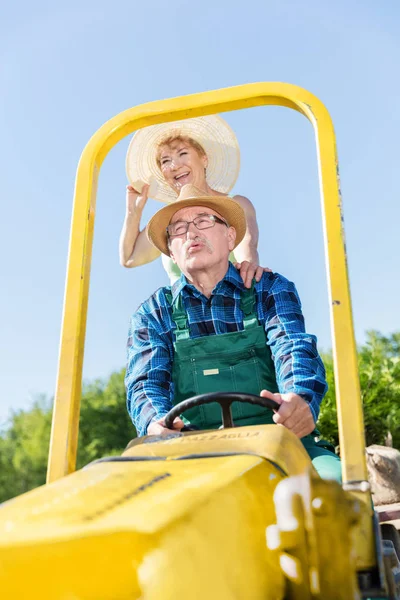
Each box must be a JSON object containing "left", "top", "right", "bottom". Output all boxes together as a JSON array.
[
  {"left": 260, "top": 389, "right": 315, "bottom": 438},
  {"left": 147, "top": 415, "right": 184, "bottom": 436},
  {"left": 164, "top": 392, "right": 280, "bottom": 430}
]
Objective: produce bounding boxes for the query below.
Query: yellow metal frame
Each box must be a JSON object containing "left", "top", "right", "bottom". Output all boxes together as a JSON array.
[{"left": 47, "top": 82, "right": 368, "bottom": 490}]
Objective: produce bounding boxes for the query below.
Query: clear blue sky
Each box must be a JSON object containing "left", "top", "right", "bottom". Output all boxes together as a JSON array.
[{"left": 1, "top": 0, "right": 399, "bottom": 426}]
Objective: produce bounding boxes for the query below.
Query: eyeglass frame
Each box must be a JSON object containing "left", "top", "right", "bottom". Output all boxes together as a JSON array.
[{"left": 166, "top": 213, "right": 229, "bottom": 238}]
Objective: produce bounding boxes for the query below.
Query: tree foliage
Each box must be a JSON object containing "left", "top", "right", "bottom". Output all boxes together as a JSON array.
[
  {"left": 318, "top": 331, "right": 400, "bottom": 449},
  {"left": 0, "top": 332, "right": 399, "bottom": 503},
  {"left": 0, "top": 397, "right": 52, "bottom": 501},
  {"left": 77, "top": 369, "right": 135, "bottom": 468},
  {"left": 0, "top": 369, "right": 134, "bottom": 503}
]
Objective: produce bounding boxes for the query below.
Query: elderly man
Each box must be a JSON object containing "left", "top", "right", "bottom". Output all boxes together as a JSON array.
[{"left": 125, "top": 184, "right": 341, "bottom": 481}]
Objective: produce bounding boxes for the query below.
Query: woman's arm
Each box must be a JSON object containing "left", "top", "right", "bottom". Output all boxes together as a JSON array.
[
  {"left": 232, "top": 194, "right": 260, "bottom": 265},
  {"left": 232, "top": 194, "right": 272, "bottom": 287},
  {"left": 119, "top": 185, "right": 161, "bottom": 268}
]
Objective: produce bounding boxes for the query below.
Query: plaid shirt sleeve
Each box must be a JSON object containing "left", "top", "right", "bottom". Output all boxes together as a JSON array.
[
  {"left": 125, "top": 300, "right": 174, "bottom": 436},
  {"left": 261, "top": 274, "right": 328, "bottom": 423}
]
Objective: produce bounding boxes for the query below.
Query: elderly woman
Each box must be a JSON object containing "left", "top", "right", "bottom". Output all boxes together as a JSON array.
[{"left": 120, "top": 115, "right": 269, "bottom": 287}]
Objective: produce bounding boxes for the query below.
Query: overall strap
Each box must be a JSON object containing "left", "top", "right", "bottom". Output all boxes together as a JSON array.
[
  {"left": 240, "top": 282, "right": 259, "bottom": 330},
  {"left": 165, "top": 290, "right": 190, "bottom": 341},
  {"left": 166, "top": 283, "right": 259, "bottom": 340}
]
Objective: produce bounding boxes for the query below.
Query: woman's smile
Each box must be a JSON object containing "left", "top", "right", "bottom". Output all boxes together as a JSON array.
[
  {"left": 174, "top": 171, "right": 191, "bottom": 187},
  {"left": 159, "top": 142, "right": 208, "bottom": 191}
]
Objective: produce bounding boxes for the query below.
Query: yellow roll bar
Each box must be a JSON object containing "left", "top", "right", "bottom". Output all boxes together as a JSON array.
[{"left": 47, "top": 82, "right": 368, "bottom": 490}]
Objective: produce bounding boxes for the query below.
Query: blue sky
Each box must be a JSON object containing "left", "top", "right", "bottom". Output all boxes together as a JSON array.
[{"left": 1, "top": 0, "right": 399, "bottom": 426}]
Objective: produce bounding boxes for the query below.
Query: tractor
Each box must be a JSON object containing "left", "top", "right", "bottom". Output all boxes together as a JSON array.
[{"left": 0, "top": 83, "right": 399, "bottom": 599}]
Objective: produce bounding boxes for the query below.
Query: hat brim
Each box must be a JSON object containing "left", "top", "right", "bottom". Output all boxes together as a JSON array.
[
  {"left": 147, "top": 196, "right": 246, "bottom": 256},
  {"left": 126, "top": 115, "right": 240, "bottom": 204}
]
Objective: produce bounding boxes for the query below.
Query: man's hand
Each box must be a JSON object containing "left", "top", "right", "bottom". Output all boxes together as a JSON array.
[
  {"left": 147, "top": 415, "right": 184, "bottom": 436},
  {"left": 234, "top": 261, "right": 272, "bottom": 288},
  {"left": 260, "top": 389, "right": 315, "bottom": 438}
]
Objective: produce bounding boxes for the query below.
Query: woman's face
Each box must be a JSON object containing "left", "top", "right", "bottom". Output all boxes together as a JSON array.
[{"left": 158, "top": 140, "right": 208, "bottom": 192}]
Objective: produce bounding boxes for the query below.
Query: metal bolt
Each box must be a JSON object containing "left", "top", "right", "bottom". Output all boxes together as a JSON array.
[{"left": 311, "top": 497, "right": 327, "bottom": 515}]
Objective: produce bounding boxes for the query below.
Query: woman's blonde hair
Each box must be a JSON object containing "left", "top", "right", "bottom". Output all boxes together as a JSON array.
[{"left": 155, "top": 134, "right": 206, "bottom": 169}]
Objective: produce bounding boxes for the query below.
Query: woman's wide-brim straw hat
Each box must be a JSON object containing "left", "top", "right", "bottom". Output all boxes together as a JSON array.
[
  {"left": 147, "top": 184, "right": 246, "bottom": 256},
  {"left": 125, "top": 115, "right": 241, "bottom": 204}
]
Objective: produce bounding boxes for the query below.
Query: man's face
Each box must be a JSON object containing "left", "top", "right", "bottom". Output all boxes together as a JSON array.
[{"left": 168, "top": 205, "right": 236, "bottom": 274}]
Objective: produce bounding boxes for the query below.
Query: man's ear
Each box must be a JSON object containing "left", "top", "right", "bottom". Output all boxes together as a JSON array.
[
  {"left": 227, "top": 226, "right": 236, "bottom": 251},
  {"left": 169, "top": 247, "right": 177, "bottom": 263}
]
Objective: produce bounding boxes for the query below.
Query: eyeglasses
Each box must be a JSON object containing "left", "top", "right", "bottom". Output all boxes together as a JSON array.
[{"left": 166, "top": 214, "right": 229, "bottom": 237}]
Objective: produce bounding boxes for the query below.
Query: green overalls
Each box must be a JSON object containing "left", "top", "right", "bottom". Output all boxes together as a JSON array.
[
  {"left": 166, "top": 284, "right": 342, "bottom": 482},
  {"left": 167, "top": 285, "right": 278, "bottom": 429}
]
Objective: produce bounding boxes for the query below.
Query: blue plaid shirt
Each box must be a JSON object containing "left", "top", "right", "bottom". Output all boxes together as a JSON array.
[{"left": 126, "top": 263, "right": 327, "bottom": 436}]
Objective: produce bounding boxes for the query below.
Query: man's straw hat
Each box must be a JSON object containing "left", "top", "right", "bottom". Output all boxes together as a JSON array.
[
  {"left": 146, "top": 184, "right": 246, "bottom": 256},
  {"left": 126, "top": 115, "right": 240, "bottom": 204}
]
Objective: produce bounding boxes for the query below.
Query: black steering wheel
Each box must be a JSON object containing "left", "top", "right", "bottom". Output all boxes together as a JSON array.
[{"left": 164, "top": 392, "right": 280, "bottom": 430}]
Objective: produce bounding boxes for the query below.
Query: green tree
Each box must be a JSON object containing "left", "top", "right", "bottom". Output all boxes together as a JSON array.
[
  {"left": 318, "top": 331, "right": 400, "bottom": 449},
  {"left": 0, "top": 397, "right": 52, "bottom": 500},
  {"left": 77, "top": 369, "right": 135, "bottom": 468},
  {"left": 0, "top": 370, "right": 135, "bottom": 503}
]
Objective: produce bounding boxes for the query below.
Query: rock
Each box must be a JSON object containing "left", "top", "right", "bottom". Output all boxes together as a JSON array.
[{"left": 366, "top": 445, "right": 400, "bottom": 506}]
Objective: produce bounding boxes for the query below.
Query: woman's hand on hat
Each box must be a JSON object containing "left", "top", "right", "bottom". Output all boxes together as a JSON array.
[
  {"left": 126, "top": 184, "right": 149, "bottom": 214},
  {"left": 234, "top": 261, "right": 272, "bottom": 288}
]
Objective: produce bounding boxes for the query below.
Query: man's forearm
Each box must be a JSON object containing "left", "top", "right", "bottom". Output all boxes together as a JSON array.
[
  {"left": 128, "top": 390, "right": 171, "bottom": 436},
  {"left": 126, "top": 373, "right": 174, "bottom": 436},
  {"left": 265, "top": 276, "right": 328, "bottom": 423},
  {"left": 126, "top": 305, "right": 175, "bottom": 435},
  {"left": 274, "top": 338, "right": 327, "bottom": 422}
]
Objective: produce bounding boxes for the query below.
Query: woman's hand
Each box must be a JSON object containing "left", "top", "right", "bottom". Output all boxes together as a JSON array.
[
  {"left": 126, "top": 184, "right": 149, "bottom": 214},
  {"left": 234, "top": 261, "right": 272, "bottom": 288}
]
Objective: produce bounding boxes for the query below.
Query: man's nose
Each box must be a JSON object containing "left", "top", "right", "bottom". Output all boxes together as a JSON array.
[{"left": 186, "top": 222, "right": 198, "bottom": 237}]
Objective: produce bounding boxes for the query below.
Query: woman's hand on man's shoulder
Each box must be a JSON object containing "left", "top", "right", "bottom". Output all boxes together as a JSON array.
[{"left": 234, "top": 261, "right": 272, "bottom": 288}]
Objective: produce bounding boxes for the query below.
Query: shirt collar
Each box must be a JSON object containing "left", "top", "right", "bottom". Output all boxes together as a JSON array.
[{"left": 170, "top": 261, "right": 246, "bottom": 302}]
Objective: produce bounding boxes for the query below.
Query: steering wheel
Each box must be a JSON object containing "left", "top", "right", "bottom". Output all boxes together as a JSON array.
[{"left": 164, "top": 392, "right": 280, "bottom": 430}]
